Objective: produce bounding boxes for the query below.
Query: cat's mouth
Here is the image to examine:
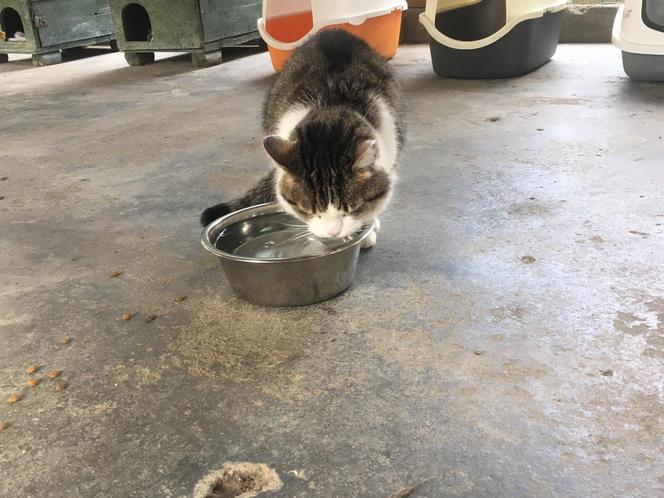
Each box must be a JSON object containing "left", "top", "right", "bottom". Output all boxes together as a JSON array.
[
  {"left": 307, "top": 224, "right": 364, "bottom": 241},
  {"left": 307, "top": 229, "right": 346, "bottom": 240}
]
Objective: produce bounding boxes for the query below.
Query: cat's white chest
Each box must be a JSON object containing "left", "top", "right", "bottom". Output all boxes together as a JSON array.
[{"left": 373, "top": 97, "right": 399, "bottom": 174}]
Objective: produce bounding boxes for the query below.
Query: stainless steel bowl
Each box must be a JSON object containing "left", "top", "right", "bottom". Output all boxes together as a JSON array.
[{"left": 201, "top": 202, "right": 374, "bottom": 307}]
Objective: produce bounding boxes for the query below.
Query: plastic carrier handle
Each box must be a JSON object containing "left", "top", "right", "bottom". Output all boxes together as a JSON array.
[
  {"left": 257, "top": 17, "right": 316, "bottom": 51},
  {"left": 420, "top": 0, "right": 567, "bottom": 51}
]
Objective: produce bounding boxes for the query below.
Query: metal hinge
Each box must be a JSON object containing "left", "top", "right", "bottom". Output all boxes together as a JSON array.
[{"left": 34, "top": 16, "right": 47, "bottom": 27}]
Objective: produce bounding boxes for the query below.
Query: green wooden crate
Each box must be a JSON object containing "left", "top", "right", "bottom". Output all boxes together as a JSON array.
[
  {"left": 108, "top": 0, "right": 262, "bottom": 67},
  {"left": 0, "top": 0, "right": 114, "bottom": 65}
]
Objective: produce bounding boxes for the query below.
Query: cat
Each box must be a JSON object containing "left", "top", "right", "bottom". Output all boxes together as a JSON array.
[{"left": 200, "top": 29, "right": 404, "bottom": 248}]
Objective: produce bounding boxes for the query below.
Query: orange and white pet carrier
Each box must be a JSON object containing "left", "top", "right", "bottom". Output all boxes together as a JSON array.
[{"left": 258, "top": 0, "right": 407, "bottom": 71}]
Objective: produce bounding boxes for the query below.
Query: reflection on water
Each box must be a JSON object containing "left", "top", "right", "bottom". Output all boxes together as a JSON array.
[{"left": 214, "top": 213, "right": 360, "bottom": 260}]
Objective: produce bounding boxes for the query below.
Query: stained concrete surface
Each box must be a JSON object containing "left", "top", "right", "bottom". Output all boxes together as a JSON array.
[{"left": 1, "top": 45, "right": 663, "bottom": 497}]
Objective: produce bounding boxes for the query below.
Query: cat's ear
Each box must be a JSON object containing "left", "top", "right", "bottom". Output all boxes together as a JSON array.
[
  {"left": 354, "top": 140, "right": 378, "bottom": 170},
  {"left": 263, "top": 135, "right": 297, "bottom": 171}
]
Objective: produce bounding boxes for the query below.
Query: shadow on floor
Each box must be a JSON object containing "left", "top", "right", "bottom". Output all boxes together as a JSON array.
[
  {"left": 0, "top": 44, "right": 268, "bottom": 80},
  {"left": 0, "top": 46, "right": 116, "bottom": 73},
  {"left": 65, "top": 46, "right": 274, "bottom": 90},
  {"left": 617, "top": 78, "right": 664, "bottom": 105}
]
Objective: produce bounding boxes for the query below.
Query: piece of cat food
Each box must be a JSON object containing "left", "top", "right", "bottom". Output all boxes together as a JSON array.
[
  {"left": 144, "top": 314, "right": 159, "bottom": 323},
  {"left": 111, "top": 271, "right": 122, "bottom": 278},
  {"left": 122, "top": 312, "right": 133, "bottom": 321},
  {"left": 6, "top": 393, "right": 21, "bottom": 404},
  {"left": 174, "top": 296, "right": 187, "bottom": 303},
  {"left": 0, "top": 420, "right": 8, "bottom": 431},
  {"left": 26, "top": 365, "right": 39, "bottom": 374},
  {"left": 26, "top": 378, "right": 40, "bottom": 387},
  {"left": 55, "top": 382, "right": 67, "bottom": 391},
  {"left": 60, "top": 335, "right": 72, "bottom": 344},
  {"left": 48, "top": 370, "right": 62, "bottom": 380}
]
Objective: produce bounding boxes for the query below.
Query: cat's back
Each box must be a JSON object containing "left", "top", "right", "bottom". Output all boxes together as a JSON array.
[
  {"left": 263, "top": 30, "right": 401, "bottom": 133},
  {"left": 307, "top": 29, "right": 386, "bottom": 74},
  {"left": 284, "top": 29, "right": 393, "bottom": 84}
]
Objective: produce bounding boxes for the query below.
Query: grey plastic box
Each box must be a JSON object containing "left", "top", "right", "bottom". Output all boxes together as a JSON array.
[{"left": 621, "top": 51, "right": 664, "bottom": 82}]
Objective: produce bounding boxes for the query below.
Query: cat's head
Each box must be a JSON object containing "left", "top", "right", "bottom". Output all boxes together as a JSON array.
[{"left": 264, "top": 109, "right": 393, "bottom": 239}]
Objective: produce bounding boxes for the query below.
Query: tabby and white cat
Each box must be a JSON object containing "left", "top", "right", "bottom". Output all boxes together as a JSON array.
[{"left": 201, "top": 29, "right": 404, "bottom": 247}]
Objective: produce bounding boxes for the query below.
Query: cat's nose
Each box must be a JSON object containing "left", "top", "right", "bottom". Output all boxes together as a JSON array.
[{"left": 324, "top": 220, "right": 342, "bottom": 237}]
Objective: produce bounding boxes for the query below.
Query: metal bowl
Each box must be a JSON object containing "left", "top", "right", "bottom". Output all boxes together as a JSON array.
[{"left": 201, "top": 203, "right": 374, "bottom": 307}]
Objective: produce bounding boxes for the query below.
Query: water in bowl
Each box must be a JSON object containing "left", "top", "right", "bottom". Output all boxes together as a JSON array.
[{"left": 214, "top": 212, "right": 361, "bottom": 260}]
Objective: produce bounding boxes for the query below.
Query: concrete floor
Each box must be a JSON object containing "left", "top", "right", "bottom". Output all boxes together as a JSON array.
[{"left": 1, "top": 45, "right": 663, "bottom": 498}]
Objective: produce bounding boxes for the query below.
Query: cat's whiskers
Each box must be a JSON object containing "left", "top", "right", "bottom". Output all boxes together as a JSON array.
[
  {"left": 272, "top": 230, "right": 313, "bottom": 248},
  {"left": 270, "top": 221, "right": 308, "bottom": 229}
]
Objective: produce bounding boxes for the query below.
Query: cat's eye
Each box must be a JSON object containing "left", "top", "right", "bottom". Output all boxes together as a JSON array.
[{"left": 283, "top": 197, "right": 315, "bottom": 218}]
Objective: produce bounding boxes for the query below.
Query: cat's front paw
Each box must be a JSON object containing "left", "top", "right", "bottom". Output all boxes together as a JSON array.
[{"left": 361, "top": 230, "right": 377, "bottom": 250}]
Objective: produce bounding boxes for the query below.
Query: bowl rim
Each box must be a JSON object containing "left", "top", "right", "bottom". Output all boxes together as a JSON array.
[{"left": 200, "top": 202, "right": 375, "bottom": 264}]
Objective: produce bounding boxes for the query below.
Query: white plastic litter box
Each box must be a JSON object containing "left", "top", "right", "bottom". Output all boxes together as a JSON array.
[{"left": 612, "top": 0, "right": 664, "bottom": 81}]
